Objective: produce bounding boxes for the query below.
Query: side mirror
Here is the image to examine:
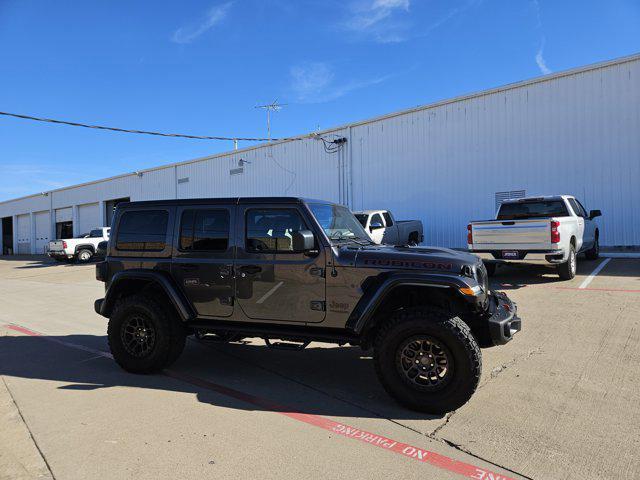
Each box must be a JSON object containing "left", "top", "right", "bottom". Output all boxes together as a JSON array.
[
  {"left": 369, "top": 222, "right": 384, "bottom": 232},
  {"left": 589, "top": 209, "right": 601, "bottom": 220},
  {"left": 292, "top": 230, "right": 315, "bottom": 252}
]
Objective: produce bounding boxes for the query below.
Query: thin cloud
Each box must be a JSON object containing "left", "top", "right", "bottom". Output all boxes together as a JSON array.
[
  {"left": 535, "top": 43, "right": 552, "bottom": 74},
  {"left": 343, "top": 0, "right": 411, "bottom": 43},
  {"left": 171, "top": 2, "right": 232, "bottom": 44},
  {"left": 289, "top": 61, "right": 392, "bottom": 103},
  {"left": 531, "top": 2, "right": 551, "bottom": 75}
]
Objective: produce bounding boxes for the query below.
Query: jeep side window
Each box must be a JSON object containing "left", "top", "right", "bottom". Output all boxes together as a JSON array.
[
  {"left": 179, "top": 209, "right": 230, "bottom": 251},
  {"left": 382, "top": 211, "right": 394, "bottom": 227},
  {"left": 116, "top": 210, "right": 168, "bottom": 251},
  {"left": 246, "top": 208, "right": 307, "bottom": 253}
]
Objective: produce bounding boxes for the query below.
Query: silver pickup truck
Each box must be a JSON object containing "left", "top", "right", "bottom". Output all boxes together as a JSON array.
[{"left": 354, "top": 209, "right": 424, "bottom": 246}]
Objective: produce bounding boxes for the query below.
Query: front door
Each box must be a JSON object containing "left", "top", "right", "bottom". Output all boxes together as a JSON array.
[
  {"left": 368, "top": 212, "right": 385, "bottom": 244},
  {"left": 171, "top": 205, "right": 235, "bottom": 318},
  {"left": 235, "top": 205, "right": 326, "bottom": 323}
]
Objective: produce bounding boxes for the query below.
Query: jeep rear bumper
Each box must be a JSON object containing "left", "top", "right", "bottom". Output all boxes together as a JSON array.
[{"left": 487, "top": 291, "right": 521, "bottom": 345}]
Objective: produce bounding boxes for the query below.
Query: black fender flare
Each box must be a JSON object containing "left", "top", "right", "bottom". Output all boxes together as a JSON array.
[
  {"left": 74, "top": 244, "right": 96, "bottom": 254},
  {"left": 346, "top": 273, "right": 477, "bottom": 335},
  {"left": 101, "top": 270, "right": 195, "bottom": 321}
]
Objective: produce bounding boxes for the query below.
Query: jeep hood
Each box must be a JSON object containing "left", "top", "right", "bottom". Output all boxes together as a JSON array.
[{"left": 339, "top": 244, "right": 480, "bottom": 273}]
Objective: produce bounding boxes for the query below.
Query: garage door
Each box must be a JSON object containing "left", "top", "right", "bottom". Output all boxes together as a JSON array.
[
  {"left": 78, "top": 203, "right": 100, "bottom": 235},
  {"left": 55, "top": 207, "right": 72, "bottom": 223},
  {"left": 34, "top": 211, "right": 50, "bottom": 254},
  {"left": 16, "top": 214, "right": 31, "bottom": 254}
]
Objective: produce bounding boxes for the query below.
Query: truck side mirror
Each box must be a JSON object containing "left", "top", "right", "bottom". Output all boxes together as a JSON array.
[
  {"left": 292, "top": 230, "right": 315, "bottom": 252},
  {"left": 369, "top": 222, "right": 384, "bottom": 232},
  {"left": 589, "top": 209, "right": 601, "bottom": 220}
]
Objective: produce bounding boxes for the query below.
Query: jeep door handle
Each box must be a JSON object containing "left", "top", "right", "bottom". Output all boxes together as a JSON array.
[{"left": 238, "top": 265, "right": 262, "bottom": 275}]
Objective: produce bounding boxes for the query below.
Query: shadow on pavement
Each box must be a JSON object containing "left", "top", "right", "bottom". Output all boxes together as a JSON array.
[
  {"left": 0, "top": 332, "right": 438, "bottom": 422},
  {"left": 0, "top": 255, "right": 100, "bottom": 269},
  {"left": 488, "top": 258, "right": 640, "bottom": 290}
]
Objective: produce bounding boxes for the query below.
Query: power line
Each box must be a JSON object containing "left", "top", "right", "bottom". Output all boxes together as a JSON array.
[{"left": 0, "top": 110, "right": 279, "bottom": 142}]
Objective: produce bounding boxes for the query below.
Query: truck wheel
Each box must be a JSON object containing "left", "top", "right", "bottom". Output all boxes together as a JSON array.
[
  {"left": 484, "top": 262, "right": 497, "bottom": 277},
  {"left": 76, "top": 249, "right": 93, "bottom": 263},
  {"left": 107, "top": 294, "right": 186, "bottom": 374},
  {"left": 585, "top": 236, "right": 599, "bottom": 260},
  {"left": 557, "top": 245, "right": 577, "bottom": 280},
  {"left": 373, "top": 307, "right": 481, "bottom": 414}
]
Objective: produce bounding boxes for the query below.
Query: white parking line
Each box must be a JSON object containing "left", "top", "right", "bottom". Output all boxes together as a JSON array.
[
  {"left": 256, "top": 281, "right": 284, "bottom": 304},
  {"left": 579, "top": 258, "right": 611, "bottom": 289}
]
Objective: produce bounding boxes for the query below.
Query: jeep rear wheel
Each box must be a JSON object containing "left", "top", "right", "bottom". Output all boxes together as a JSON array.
[
  {"left": 373, "top": 307, "right": 481, "bottom": 414},
  {"left": 107, "top": 294, "right": 186, "bottom": 374}
]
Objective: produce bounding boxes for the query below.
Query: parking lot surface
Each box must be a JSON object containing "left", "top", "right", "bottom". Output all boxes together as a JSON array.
[{"left": 1, "top": 256, "right": 639, "bottom": 479}]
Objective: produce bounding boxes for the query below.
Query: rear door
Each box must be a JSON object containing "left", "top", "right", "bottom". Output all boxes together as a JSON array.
[
  {"left": 234, "top": 204, "right": 326, "bottom": 323},
  {"left": 171, "top": 205, "right": 235, "bottom": 318}
]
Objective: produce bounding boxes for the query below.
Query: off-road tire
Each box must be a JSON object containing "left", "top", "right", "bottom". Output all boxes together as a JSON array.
[
  {"left": 557, "top": 245, "right": 577, "bottom": 280},
  {"left": 107, "top": 294, "right": 186, "bottom": 374},
  {"left": 373, "top": 307, "right": 482, "bottom": 414},
  {"left": 76, "top": 249, "right": 93, "bottom": 263},
  {"left": 585, "top": 235, "right": 599, "bottom": 260},
  {"left": 484, "top": 262, "right": 497, "bottom": 277}
]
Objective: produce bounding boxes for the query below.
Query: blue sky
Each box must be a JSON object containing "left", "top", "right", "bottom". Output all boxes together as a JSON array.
[{"left": 1, "top": 0, "right": 639, "bottom": 201}]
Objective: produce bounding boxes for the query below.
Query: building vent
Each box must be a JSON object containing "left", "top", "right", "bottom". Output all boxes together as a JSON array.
[
  {"left": 177, "top": 177, "right": 189, "bottom": 184},
  {"left": 495, "top": 190, "right": 526, "bottom": 211},
  {"left": 230, "top": 167, "right": 244, "bottom": 176}
]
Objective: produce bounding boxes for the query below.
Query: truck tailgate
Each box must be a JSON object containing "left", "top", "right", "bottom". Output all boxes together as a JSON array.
[
  {"left": 49, "top": 240, "right": 64, "bottom": 251},
  {"left": 471, "top": 219, "right": 551, "bottom": 249}
]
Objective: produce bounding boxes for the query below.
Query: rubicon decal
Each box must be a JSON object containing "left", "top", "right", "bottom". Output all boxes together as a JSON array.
[{"left": 364, "top": 258, "right": 453, "bottom": 270}]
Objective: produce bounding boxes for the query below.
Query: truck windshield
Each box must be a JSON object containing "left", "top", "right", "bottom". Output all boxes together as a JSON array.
[
  {"left": 89, "top": 229, "right": 103, "bottom": 237},
  {"left": 308, "top": 204, "right": 373, "bottom": 245},
  {"left": 497, "top": 200, "right": 569, "bottom": 220}
]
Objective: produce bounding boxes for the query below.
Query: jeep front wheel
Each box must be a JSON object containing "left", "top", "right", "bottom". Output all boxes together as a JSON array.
[
  {"left": 373, "top": 307, "right": 481, "bottom": 414},
  {"left": 107, "top": 294, "right": 186, "bottom": 374}
]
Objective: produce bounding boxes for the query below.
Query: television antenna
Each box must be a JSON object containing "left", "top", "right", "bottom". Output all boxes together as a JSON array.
[{"left": 255, "top": 99, "right": 286, "bottom": 142}]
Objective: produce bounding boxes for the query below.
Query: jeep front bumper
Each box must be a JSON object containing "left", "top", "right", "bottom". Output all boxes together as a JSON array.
[{"left": 487, "top": 291, "right": 521, "bottom": 345}]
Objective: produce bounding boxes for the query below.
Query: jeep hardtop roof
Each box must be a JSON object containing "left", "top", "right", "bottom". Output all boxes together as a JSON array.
[{"left": 116, "top": 197, "right": 333, "bottom": 208}]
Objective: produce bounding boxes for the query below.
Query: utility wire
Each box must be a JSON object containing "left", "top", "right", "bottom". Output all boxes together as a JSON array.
[{"left": 0, "top": 110, "right": 279, "bottom": 142}]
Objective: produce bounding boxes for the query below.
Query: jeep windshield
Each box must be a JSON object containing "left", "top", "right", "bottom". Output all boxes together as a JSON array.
[{"left": 308, "top": 203, "right": 374, "bottom": 245}]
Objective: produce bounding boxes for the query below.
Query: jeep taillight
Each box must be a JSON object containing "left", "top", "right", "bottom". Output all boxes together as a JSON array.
[
  {"left": 551, "top": 221, "right": 560, "bottom": 243},
  {"left": 467, "top": 224, "right": 473, "bottom": 245},
  {"left": 62, "top": 241, "right": 67, "bottom": 249}
]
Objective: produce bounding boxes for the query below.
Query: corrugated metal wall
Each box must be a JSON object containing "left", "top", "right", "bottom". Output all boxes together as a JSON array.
[
  {"left": 351, "top": 58, "right": 640, "bottom": 247},
  {"left": 0, "top": 55, "right": 638, "bottom": 250}
]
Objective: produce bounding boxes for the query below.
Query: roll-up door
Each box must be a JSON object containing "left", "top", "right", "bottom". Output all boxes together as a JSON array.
[
  {"left": 78, "top": 203, "right": 99, "bottom": 235},
  {"left": 34, "top": 211, "right": 50, "bottom": 254},
  {"left": 16, "top": 214, "right": 31, "bottom": 254},
  {"left": 55, "top": 207, "right": 72, "bottom": 223}
]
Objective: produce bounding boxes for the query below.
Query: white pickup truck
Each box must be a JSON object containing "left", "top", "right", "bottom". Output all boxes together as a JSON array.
[
  {"left": 354, "top": 210, "right": 424, "bottom": 246},
  {"left": 48, "top": 227, "right": 110, "bottom": 263},
  {"left": 468, "top": 195, "right": 601, "bottom": 279}
]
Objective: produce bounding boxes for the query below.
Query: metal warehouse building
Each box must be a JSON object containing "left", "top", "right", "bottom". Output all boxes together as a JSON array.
[{"left": 1, "top": 53, "right": 639, "bottom": 255}]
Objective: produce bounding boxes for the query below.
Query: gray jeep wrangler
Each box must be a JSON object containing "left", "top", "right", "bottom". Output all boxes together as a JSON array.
[{"left": 95, "top": 197, "right": 521, "bottom": 413}]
